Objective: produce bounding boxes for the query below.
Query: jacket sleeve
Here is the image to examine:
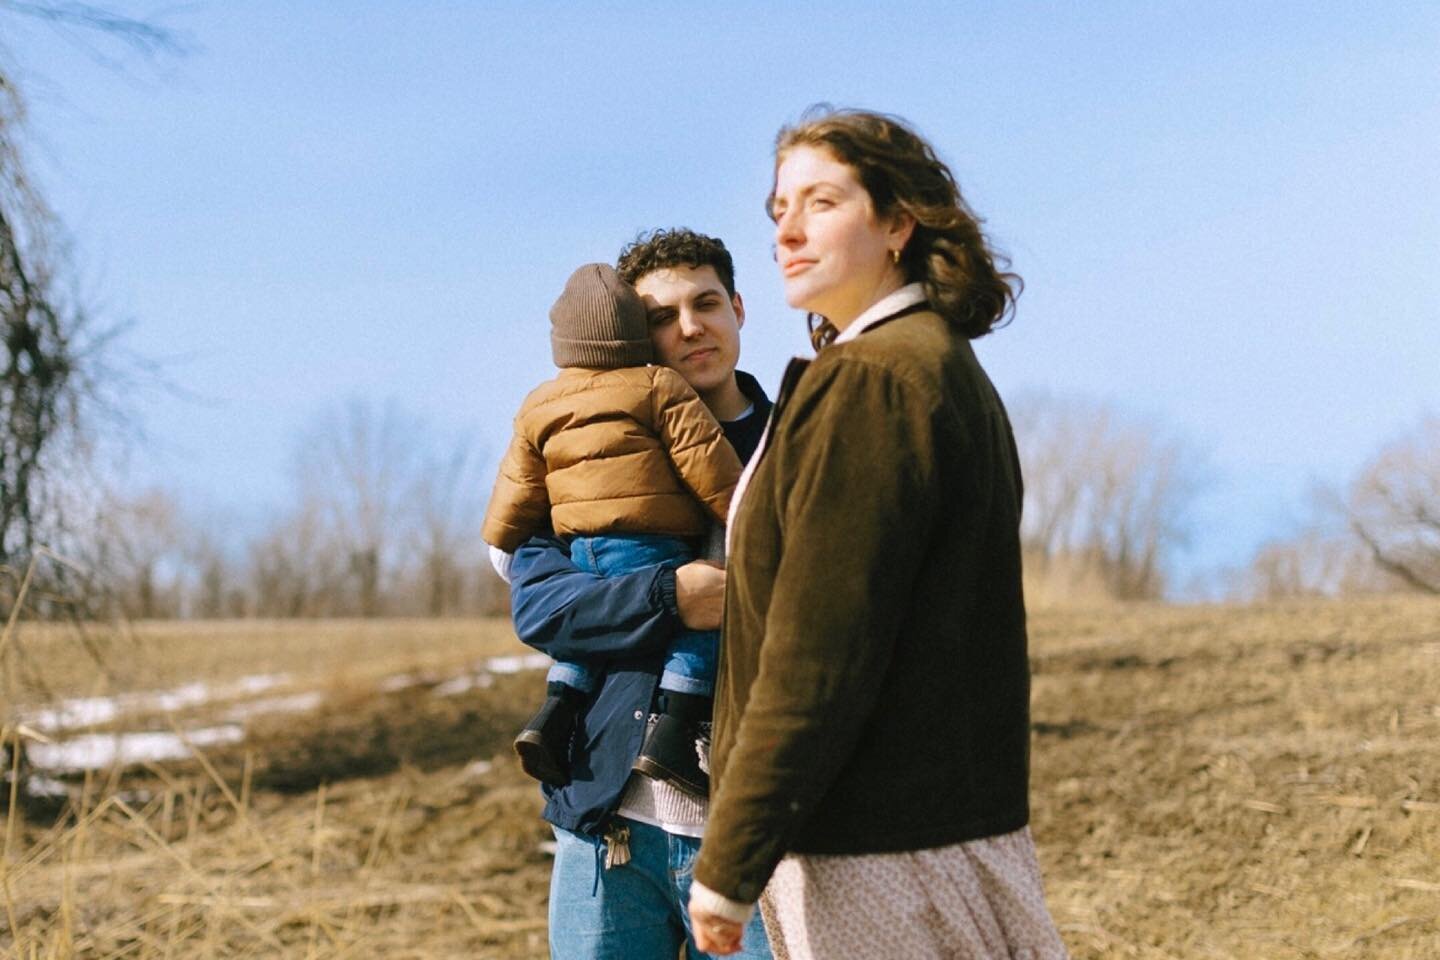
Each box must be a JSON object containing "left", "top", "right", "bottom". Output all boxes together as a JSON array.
[
  {"left": 650, "top": 367, "right": 743, "bottom": 524},
  {"left": 694, "top": 357, "right": 948, "bottom": 904},
  {"left": 481, "top": 427, "right": 551, "bottom": 553},
  {"left": 509, "top": 535, "right": 687, "bottom": 664}
]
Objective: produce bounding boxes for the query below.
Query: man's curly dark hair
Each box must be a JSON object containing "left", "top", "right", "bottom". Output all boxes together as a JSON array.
[{"left": 616, "top": 228, "right": 736, "bottom": 297}]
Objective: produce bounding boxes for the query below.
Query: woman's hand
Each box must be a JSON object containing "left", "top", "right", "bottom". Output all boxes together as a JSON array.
[{"left": 689, "top": 903, "right": 744, "bottom": 955}]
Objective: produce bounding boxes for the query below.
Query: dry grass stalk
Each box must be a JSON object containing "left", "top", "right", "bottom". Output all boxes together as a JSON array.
[{"left": 5, "top": 727, "right": 23, "bottom": 947}]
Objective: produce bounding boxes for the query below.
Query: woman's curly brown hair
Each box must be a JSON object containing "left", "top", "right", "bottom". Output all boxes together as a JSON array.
[{"left": 772, "top": 107, "right": 1021, "bottom": 349}]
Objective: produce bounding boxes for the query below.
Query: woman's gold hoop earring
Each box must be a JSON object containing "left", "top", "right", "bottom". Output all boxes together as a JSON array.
[{"left": 891, "top": 249, "right": 901, "bottom": 264}]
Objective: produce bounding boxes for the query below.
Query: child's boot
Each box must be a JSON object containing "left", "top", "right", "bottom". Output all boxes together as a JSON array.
[
  {"left": 632, "top": 691, "right": 710, "bottom": 799},
  {"left": 513, "top": 683, "right": 583, "bottom": 786}
]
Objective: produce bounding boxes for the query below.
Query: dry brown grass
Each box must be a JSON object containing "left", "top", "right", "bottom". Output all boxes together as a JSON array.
[
  {"left": 4, "top": 618, "right": 524, "bottom": 702},
  {"left": 3, "top": 617, "right": 550, "bottom": 958},
  {"left": 2, "top": 599, "right": 1438, "bottom": 958},
  {"left": 1029, "top": 595, "right": 1440, "bottom": 958}
]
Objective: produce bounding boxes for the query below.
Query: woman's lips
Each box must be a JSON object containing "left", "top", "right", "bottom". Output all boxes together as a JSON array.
[
  {"left": 684, "top": 347, "right": 717, "bottom": 364},
  {"left": 782, "top": 259, "right": 815, "bottom": 277}
]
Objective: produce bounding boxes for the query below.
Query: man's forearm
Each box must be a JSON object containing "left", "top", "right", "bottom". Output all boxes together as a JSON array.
[{"left": 508, "top": 535, "right": 683, "bottom": 663}]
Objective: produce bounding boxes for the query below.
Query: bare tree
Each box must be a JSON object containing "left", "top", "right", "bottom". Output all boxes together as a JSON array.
[
  {"left": 294, "top": 399, "right": 423, "bottom": 617},
  {"left": 0, "top": 70, "right": 89, "bottom": 564},
  {"left": 409, "top": 437, "right": 485, "bottom": 616},
  {"left": 97, "top": 487, "right": 187, "bottom": 617},
  {"left": 185, "top": 521, "right": 248, "bottom": 618},
  {"left": 247, "top": 496, "right": 345, "bottom": 617},
  {"left": 1239, "top": 530, "right": 1372, "bottom": 601},
  {"left": 1009, "top": 391, "right": 1203, "bottom": 601},
  {"left": 0, "top": 2, "right": 180, "bottom": 570},
  {"left": 1344, "top": 415, "right": 1440, "bottom": 594}
]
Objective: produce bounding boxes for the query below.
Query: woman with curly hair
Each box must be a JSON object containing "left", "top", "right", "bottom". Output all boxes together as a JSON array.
[{"left": 688, "top": 108, "right": 1069, "bottom": 958}]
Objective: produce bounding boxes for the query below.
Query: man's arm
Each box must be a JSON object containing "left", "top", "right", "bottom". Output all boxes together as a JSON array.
[{"left": 508, "top": 535, "right": 724, "bottom": 663}]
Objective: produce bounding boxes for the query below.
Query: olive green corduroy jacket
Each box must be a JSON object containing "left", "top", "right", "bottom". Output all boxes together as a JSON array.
[
  {"left": 481, "top": 365, "right": 742, "bottom": 553},
  {"left": 696, "top": 308, "right": 1032, "bottom": 905}
]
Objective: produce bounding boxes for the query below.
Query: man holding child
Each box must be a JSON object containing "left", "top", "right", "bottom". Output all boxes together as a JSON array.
[{"left": 495, "top": 229, "right": 774, "bottom": 960}]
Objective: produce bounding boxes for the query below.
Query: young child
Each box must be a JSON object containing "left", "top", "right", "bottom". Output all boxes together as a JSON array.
[{"left": 483, "top": 262, "right": 742, "bottom": 799}]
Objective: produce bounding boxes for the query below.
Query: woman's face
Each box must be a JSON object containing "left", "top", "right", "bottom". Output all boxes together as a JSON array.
[{"left": 771, "top": 144, "right": 910, "bottom": 329}]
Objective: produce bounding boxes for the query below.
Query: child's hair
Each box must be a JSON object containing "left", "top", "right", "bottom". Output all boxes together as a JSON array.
[{"left": 617, "top": 228, "right": 737, "bottom": 297}]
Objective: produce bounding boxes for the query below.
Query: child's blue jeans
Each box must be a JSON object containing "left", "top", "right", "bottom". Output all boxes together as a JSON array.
[{"left": 547, "top": 534, "right": 717, "bottom": 698}]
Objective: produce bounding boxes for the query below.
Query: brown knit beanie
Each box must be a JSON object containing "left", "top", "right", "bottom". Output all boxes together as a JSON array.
[{"left": 550, "top": 263, "right": 653, "bottom": 368}]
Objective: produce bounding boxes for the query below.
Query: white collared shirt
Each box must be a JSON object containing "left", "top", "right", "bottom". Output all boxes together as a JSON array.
[{"left": 832, "top": 282, "right": 927, "bottom": 344}]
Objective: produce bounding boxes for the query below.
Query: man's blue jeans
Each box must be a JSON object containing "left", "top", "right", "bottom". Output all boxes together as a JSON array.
[
  {"left": 548, "top": 820, "right": 772, "bottom": 960},
  {"left": 547, "top": 534, "right": 718, "bottom": 697}
]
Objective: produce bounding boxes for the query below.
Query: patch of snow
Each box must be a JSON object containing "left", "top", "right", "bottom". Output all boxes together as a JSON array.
[
  {"left": 151, "top": 682, "right": 213, "bottom": 713},
  {"left": 26, "top": 696, "right": 119, "bottom": 731},
  {"left": 482, "top": 653, "right": 552, "bottom": 674},
  {"left": 27, "top": 725, "right": 245, "bottom": 772},
  {"left": 25, "top": 774, "right": 70, "bottom": 797},
  {"left": 21, "top": 673, "right": 291, "bottom": 734},
  {"left": 433, "top": 676, "right": 476, "bottom": 697},
  {"left": 463, "top": 760, "right": 493, "bottom": 778},
  {"left": 224, "top": 692, "right": 324, "bottom": 721},
  {"left": 236, "top": 674, "right": 287, "bottom": 695},
  {"left": 434, "top": 672, "right": 499, "bottom": 697}
]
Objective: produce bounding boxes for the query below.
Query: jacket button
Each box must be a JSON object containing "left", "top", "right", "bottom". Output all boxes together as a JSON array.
[{"left": 634, "top": 710, "right": 644, "bottom": 720}]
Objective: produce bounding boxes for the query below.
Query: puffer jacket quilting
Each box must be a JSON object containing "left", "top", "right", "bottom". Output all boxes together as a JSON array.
[{"left": 482, "top": 365, "right": 742, "bottom": 552}]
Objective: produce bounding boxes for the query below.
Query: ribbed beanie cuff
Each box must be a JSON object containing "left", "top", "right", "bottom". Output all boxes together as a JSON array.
[
  {"left": 550, "top": 263, "right": 654, "bottom": 368},
  {"left": 550, "top": 333, "right": 653, "bottom": 368}
]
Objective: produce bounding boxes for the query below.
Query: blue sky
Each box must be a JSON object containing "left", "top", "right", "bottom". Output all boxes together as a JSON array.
[{"left": 5, "top": 1, "right": 1437, "bottom": 589}]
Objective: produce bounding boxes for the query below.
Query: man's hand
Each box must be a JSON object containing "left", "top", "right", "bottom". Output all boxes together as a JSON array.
[
  {"left": 689, "top": 903, "right": 744, "bottom": 955},
  {"left": 675, "top": 560, "right": 726, "bottom": 630}
]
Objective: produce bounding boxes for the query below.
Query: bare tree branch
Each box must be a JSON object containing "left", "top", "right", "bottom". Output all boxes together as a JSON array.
[
  {"left": 0, "top": 1, "right": 184, "bottom": 58},
  {"left": 0, "top": 2, "right": 181, "bottom": 582},
  {"left": 1340, "top": 415, "right": 1440, "bottom": 595}
]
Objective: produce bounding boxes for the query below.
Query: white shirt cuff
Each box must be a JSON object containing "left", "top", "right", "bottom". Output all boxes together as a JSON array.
[
  {"left": 488, "top": 545, "right": 514, "bottom": 584},
  {"left": 688, "top": 878, "right": 755, "bottom": 925}
]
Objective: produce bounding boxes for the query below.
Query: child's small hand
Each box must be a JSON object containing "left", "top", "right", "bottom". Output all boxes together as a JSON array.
[{"left": 675, "top": 560, "right": 726, "bottom": 630}]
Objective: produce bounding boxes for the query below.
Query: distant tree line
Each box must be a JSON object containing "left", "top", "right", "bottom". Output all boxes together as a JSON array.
[
  {"left": 1240, "top": 415, "right": 1440, "bottom": 600},
  {"left": 6, "top": 390, "right": 1435, "bottom": 620},
  {"left": 38, "top": 399, "right": 510, "bottom": 621},
  {"left": 63, "top": 390, "right": 1215, "bottom": 618}
]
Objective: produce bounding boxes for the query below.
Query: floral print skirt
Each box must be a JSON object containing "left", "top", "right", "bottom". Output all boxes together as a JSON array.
[{"left": 757, "top": 826, "right": 1069, "bottom": 959}]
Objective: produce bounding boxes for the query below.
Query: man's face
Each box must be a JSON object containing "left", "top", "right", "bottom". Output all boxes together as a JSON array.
[{"left": 634, "top": 265, "right": 744, "bottom": 397}]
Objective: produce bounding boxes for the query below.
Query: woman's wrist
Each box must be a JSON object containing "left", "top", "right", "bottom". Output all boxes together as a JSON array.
[{"left": 688, "top": 878, "right": 755, "bottom": 924}]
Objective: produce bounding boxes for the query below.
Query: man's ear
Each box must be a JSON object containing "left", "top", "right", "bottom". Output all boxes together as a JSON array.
[{"left": 732, "top": 292, "right": 746, "bottom": 330}]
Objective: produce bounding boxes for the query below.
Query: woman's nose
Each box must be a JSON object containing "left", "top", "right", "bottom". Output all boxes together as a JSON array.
[{"left": 775, "top": 207, "right": 803, "bottom": 248}]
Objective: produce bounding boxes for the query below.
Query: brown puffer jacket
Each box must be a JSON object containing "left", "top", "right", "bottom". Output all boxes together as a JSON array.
[{"left": 482, "top": 365, "right": 743, "bottom": 553}]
